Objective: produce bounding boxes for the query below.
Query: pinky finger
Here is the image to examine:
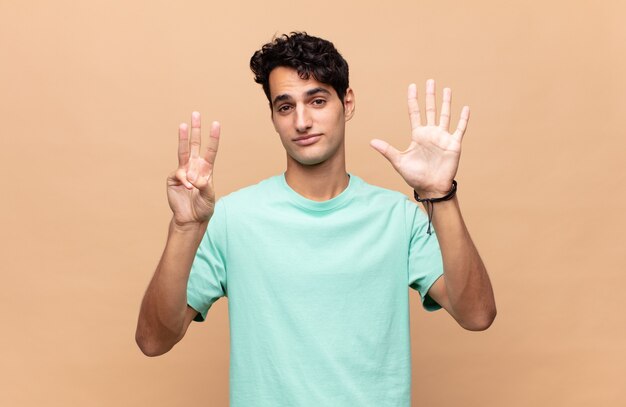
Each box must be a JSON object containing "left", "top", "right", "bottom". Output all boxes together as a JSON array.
[{"left": 453, "top": 106, "right": 470, "bottom": 141}]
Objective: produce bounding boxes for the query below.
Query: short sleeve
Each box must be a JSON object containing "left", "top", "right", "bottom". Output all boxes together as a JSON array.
[
  {"left": 187, "top": 198, "right": 228, "bottom": 322},
  {"left": 406, "top": 199, "right": 444, "bottom": 311}
]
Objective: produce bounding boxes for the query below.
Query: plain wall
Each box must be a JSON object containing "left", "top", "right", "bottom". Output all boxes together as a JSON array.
[{"left": 1, "top": 0, "right": 624, "bottom": 405}]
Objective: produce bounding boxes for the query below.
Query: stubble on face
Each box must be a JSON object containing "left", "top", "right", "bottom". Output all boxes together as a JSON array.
[{"left": 268, "top": 67, "right": 350, "bottom": 168}]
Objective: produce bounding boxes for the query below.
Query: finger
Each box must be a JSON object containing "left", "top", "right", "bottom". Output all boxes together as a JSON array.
[
  {"left": 453, "top": 106, "right": 470, "bottom": 141},
  {"left": 175, "top": 168, "right": 193, "bottom": 189},
  {"left": 439, "top": 87, "right": 452, "bottom": 131},
  {"left": 407, "top": 83, "right": 421, "bottom": 128},
  {"left": 370, "top": 139, "right": 401, "bottom": 167},
  {"left": 178, "top": 123, "right": 190, "bottom": 168},
  {"left": 425, "top": 79, "right": 436, "bottom": 126},
  {"left": 190, "top": 111, "right": 201, "bottom": 158},
  {"left": 187, "top": 160, "right": 199, "bottom": 187},
  {"left": 202, "top": 121, "right": 221, "bottom": 168},
  {"left": 188, "top": 161, "right": 213, "bottom": 192},
  {"left": 189, "top": 170, "right": 210, "bottom": 191}
]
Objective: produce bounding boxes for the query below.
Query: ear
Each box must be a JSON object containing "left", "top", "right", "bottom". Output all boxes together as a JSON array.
[{"left": 343, "top": 88, "right": 355, "bottom": 121}]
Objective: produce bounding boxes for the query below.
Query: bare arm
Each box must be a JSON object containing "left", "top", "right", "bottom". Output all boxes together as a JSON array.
[
  {"left": 421, "top": 196, "right": 495, "bottom": 331},
  {"left": 135, "top": 221, "right": 204, "bottom": 356},
  {"left": 371, "top": 80, "right": 496, "bottom": 330},
  {"left": 135, "top": 112, "right": 221, "bottom": 356}
]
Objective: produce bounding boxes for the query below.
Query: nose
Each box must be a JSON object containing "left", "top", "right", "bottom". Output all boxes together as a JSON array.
[{"left": 295, "top": 105, "right": 312, "bottom": 133}]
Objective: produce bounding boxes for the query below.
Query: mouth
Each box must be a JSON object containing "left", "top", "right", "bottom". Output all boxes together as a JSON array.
[{"left": 293, "top": 134, "right": 322, "bottom": 146}]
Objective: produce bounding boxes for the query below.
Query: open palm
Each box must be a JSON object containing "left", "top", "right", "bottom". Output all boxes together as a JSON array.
[
  {"left": 167, "top": 112, "right": 221, "bottom": 226},
  {"left": 370, "top": 79, "right": 469, "bottom": 198}
]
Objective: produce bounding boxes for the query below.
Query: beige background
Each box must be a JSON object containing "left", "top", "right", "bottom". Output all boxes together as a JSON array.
[{"left": 1, "top": 0, "right": 624, "bottom": 406}]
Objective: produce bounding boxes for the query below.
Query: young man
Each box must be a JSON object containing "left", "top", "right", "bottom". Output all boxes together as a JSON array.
[{"left": 136, "top": 32, "right": 496, "bottom": 406}]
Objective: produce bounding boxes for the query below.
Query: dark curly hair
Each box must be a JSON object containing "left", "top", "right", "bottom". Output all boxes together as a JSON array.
[{"left": 250, "top": 32, "right": 350, "bottom": 108}]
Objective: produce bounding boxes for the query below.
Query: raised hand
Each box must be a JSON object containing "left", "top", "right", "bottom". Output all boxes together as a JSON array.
[
  {"left": 167, "top": 111, "right": 221, "bottom": 227},
  {"left": 370, "top": 79, "right": 469, "bottom": 198}
]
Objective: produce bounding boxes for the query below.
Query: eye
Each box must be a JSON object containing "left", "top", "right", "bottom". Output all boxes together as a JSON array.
[
  {"left": 277, "top": 104, "right": 292, "bottom": 113},
  {"left": 312, "top": 98, "right": 326, "bottom": 106}
]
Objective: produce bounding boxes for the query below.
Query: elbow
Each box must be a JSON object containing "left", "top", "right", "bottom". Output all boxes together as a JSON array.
[
  {"left": 135, "top": 311, "right": 187, "bottom": 357},
  {"left": 136, "top": 344, "right": 163, "bottom": 358},
  {"left": 459, "top": 307, "right": 497, "bottom": 332},
  {"left": 135, "top": 330, "right": 173, "bottom": 357}
]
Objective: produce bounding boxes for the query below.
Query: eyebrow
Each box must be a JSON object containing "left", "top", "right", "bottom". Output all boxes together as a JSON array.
[{"left": 272, "top": 87, "right": 332, "bottom": 106}]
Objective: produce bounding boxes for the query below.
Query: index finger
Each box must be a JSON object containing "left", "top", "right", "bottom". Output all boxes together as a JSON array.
[
  {"left": 203, "top": 121, "right": 221, "bottom": 167},
  {"left": 453, "top": 106, "right": 470, "bottom": 141}
]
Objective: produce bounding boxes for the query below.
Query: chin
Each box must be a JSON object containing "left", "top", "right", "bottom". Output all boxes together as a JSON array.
[
  {"left": 288, "top": 152, "right": 329, "bottom": 167},
  {"left": 284, "top": 147, "right": 321, "bottom": 165},
  {"left": 295, "top": 157, "right": 327, "bottom": 166},
  {"left": 287, "top": 142, "right": 344, "bottom": 167}
]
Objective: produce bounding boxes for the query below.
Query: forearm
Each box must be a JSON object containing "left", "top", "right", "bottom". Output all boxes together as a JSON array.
[
  {"left": 429, "top": 196, "right": 496, "bottom": 330},
  {"left": 136, "top": 218, "right": 208, "bottom": 355}
]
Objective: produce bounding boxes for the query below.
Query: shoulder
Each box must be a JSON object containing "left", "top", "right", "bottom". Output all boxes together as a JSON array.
[
  {"left": 215, "top": 174, "right": 283, "bottom": 211},
  {"left": 352, "top": 175, "right": 413, "bottom": 205},
  {"left": 351, "top": 175, "right": 423, "bottom": 227}
]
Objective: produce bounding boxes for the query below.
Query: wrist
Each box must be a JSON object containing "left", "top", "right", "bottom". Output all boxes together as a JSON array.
[
  {"left": 170, "top": 217, "right": 209, "bottom": 235},
  {"left": 413, "top": 180, "right": 458, "bottom": 235},
  {"left": 414, "top": 189, "right": 449, "bottom": 200},
  {"left": 413, "top": 180, "right": 456, "bottom": 201}
]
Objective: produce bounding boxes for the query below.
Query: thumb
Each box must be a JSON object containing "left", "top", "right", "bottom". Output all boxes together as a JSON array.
[{"left": 370, "top": 139, "right": 400, "bottom": 167}]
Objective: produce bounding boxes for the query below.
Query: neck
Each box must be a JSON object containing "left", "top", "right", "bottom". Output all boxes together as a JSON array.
[{"left": 284, "top": 151, "right": 349, "bottom": 202}]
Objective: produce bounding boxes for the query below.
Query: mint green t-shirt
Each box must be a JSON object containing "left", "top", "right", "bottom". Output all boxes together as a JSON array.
[{"left": 187, "top": 173, "right": 444, "bottom": 406}]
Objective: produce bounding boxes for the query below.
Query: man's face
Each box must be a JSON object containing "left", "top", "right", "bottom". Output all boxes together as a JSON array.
[{"left": 268, "top": 66, "right": 354, "bottom": 167}]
